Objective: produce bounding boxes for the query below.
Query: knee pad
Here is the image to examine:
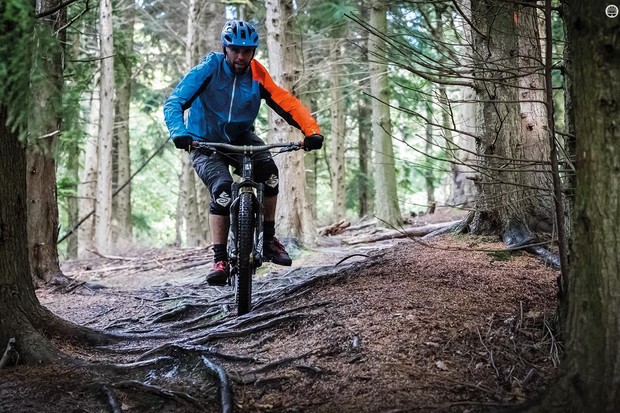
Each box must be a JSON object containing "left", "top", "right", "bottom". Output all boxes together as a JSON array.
[
  {"left": 210, "top": 179, "right": 233, "bottom": 215},
  {"left": 255, "top": 158, "right": 279, "bottom": 197}
]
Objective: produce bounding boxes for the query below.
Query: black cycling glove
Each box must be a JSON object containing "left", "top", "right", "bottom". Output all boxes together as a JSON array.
[
  {"left": 303, "top": 134, "right": 324, "bottom": 151},
  {"left": 172, "top": 135, "right": 193, "bottom": 151}
]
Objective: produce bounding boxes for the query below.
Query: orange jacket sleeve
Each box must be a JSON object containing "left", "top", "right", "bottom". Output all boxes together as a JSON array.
[{"left": 251, "top": 60, "right": 321, "bottom": 137}]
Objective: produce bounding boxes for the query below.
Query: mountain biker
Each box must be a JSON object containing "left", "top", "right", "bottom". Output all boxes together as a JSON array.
[{"left": 163, "top": 19, "right": 324, "bottom": 286}]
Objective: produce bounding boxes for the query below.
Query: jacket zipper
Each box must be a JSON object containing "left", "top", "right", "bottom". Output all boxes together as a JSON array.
[{"left": 225, "top": 75, "right": 237, "bottom": 141}]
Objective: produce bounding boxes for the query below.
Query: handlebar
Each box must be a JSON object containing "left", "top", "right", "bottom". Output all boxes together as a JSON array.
[{"left": 193, "top": 141, "right": 304, "bottom": 154}]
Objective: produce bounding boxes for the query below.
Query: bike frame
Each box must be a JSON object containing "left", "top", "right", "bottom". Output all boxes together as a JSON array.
[
  {"left": 227, "top": 152, "right": 265, "bottom": 268},
  {"left": 193, "top": 141, "right": 303, "bottom": 314}
]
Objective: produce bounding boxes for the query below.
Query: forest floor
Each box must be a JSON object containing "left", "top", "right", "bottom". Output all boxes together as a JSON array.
[{"left": 0, "top": 208, "right": 562, "bottom": 413}]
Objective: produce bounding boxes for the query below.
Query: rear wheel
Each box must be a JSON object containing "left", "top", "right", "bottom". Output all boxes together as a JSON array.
[{"left": 235, "top": 192, "right": 255, "bottom": 315}]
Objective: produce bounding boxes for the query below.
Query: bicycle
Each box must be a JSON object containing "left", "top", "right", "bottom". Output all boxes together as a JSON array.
[{"left": 193, "top": 140, "right": 305, "bottom": 315}]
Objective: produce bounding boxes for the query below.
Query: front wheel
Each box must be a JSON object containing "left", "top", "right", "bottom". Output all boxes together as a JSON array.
[{"left": 235, "top": 192, "right": 255, "bottom": 315}]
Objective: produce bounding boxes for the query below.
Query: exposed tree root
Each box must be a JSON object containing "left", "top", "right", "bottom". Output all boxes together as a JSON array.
[
  {"left": 187, "top": 312, "right": 305, "bottom": 345},
  {"left": 146, "top": 302, "right": 211, "bottom": 324},
  {"left": 503, "top": 220, "right": 560, "bottom": 269},
  {"left": 107, "top": 356, "right": 175, "bottom": 370},
  {"left": 135, "top": 343, "right": 259, "bottom": 364},
  {"left": 37, "top": 307, "right": 128, "bottom": 346},
  {"left": 524, "top": 245, "right": 560, "bottom": 269},
  {"left": 0, "top": 337, "right": 17, "bottom": 369},
  {"left": 232, "top": 350, "right": 317, "bottom": 385},
  {"left": 201, "top": 356, "right": 233, "bottom": 413},
  {"left": 168, "top": 307, "right": 228, "bottom": 331},
  {"left": 38, "top": 270, "right": 74, "bottom": 289},
  {"left": 102, "top": 384, "right": 122, "bottom": 413},
  {"left": 111, "top": 379, "right": 204, "bottom": 408}
]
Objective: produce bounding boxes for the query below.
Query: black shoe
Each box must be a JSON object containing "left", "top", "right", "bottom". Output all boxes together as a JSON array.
[
  {"left": 207, "top": 261, "right": 229, "bottom": 286},
  {"left": 264, "top": 237, "right": 292, "bottom": 266}
]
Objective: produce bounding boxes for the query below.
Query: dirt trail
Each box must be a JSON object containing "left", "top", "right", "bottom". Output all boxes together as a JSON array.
[{"left": 1, "top": 216, "right": 560, "bottom": 413}]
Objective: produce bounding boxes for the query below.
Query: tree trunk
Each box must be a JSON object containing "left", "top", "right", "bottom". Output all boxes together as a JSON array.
[
  {"left": 195, "top": 0, "right": 225, "bottom": 244},
  {"left": 424, "top": 97, "right": 436, "bottom": 208},
  {"left": 470, "top": 0, "right": 552, "bottom": 238},
  {"left": 78, "top": 78, "right": 99, "bottom": 258},
  {"left": 368, "top": 2, "right": 402, "bottom": 227},
  {"left": 65, "top": 141, "right": 79, "bottom": 258},
  {"left": 358, "top": 91, "right": 371, "bottom": 218},
  {"left": 265, "top": 0, "right": 317, "bottom": 244},
  {"left": 0, "top": 115, "right": 60, "bottom": 364},
  {"left": 26, "top": 0, "right": 67, "bottom": 286},
  {"left": 300, "top": 83, "right": 319, "bottom": 220},
  {"left": 112, "top": 0, "right": 136, "bottom": 249},
  {"left": 560, "top": 1, "right": 575, "bottom": 243},
  {"left": 200, "top": 0, "right": 225, "bottom": 54},
  {"left": 181, "top": 0, "right": 207, "bottom": 247},
  {"left": 446, "top": 0, "right": 477, "bottom": 208},
  {"left": 95, "top": 0, "right": 115, "bottom": 254},
  {"left": 329, "top": 43, "right": 347, "bottom": 222},
  {"left": 526, "top": 0, "right": 620, "bottom": 411},
  {"left": 357, "top": 6, "right": 372, "bottom": 218},
  {"left": 63, "top": 26, "right": 82, "bottom": 258}
]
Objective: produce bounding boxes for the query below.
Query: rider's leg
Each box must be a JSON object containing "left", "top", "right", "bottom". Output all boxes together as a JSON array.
[
  {"left": 264, "top": 195, "right": 276, "bottom": 222},
  {"left": 210, "top": 214, "right": 229, "bottom": 244},
  {"left": 208, "top": 214, "right": 230, "bottom": 285},
  {"left": 191, "top": 149, "right": 233, "bottom": 284},
  {"left": 232, "top": 131, "right": 292, "bottom": 266},
  {"left": 262, "top": 194, "right": 292, "bottom": 266}
]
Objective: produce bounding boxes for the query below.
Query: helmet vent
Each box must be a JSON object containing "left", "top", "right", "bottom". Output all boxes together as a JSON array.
[{"left": 221, "top": 19, "right": 259, "bottom": 48}]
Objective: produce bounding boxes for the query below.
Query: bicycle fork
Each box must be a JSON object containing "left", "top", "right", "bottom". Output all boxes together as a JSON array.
[{"left": 227, "top": 181, "right": 265, "bottom": 268}]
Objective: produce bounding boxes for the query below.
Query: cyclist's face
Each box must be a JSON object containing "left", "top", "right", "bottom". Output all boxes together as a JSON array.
[{"left": 225, "top": 46, "right": 255, "bottom": 73}]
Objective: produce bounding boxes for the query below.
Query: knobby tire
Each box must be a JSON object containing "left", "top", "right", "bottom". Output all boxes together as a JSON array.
[{"left": 236, "top": 192, "right": 255, "bottom": 315}]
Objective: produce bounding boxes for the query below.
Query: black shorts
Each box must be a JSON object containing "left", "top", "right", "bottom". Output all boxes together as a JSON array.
[{"left": 190, "top": 131, "right": 280, "bottom": 215}]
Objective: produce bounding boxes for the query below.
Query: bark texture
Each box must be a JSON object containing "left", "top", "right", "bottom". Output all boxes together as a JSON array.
[
  {"left": 78, "top": 79, "right": 99, "bottom": 258},
  {"left": 181, "top": 0, "right": 208, "bottom": 247},
  {"left": 95, "top": 0, "right": 115, "bottom": 254},
  {"left": 526, "top": 0, "right": 620, "bottom": 411},
  {"left": 329, "top": 43, "right": 346, "bottom": 222},
  {"left": 470, "top": 0, "right": 552, "bottom": 237},
  {"left": 112, "top": 0, "right": 136, "bottom": 248},
  {"left": 265, "top": 0, "right": 317, "bottom": 244},
  {"left": 1, "top": 104, "right": 60, "bottom": 364},
  {"left": 26, "top": 0, "right": 67, "bottom": 286},
  {"left": 368, "top": 1, "right": 402, "bottom": 227}
]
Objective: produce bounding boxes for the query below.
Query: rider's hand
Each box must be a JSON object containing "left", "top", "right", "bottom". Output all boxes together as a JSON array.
[
  {"left": 172, "top": 135, "right": 193, "bottom": 151},
  {"left": 303, "top": 134, "right": 324, "bottom": 151},
  {"left": 196, "top": 146, "right": 213, "bottom": 156}
]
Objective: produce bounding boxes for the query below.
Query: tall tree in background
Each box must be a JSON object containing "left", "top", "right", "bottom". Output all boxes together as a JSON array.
[
  {"left": 177, "top": 0, "right": 206, "bottom": 247},
  {"left": 527, "top": 0, "right": 620, "bottom": 411},
  {"left": 356, "top": 3, "right": 372, "bottom": 218},
  {"left": 0, "top": 1, "right": 56, "bottom": 364},
  {"left": 26, "top": 0, "right": 68, "bottom": 285},
  {"left": 112, "top": 0, "right": 136, "bottom": 247},
  {"left": 470, "top": 0, "right": 553, "bottom": 243},
  {"left": 449, "top": 0, "right": 477, "bottom": 208},
  {"left": 1, "top": 1, "right": 109, "bottom": 365},
  {"left": 368, "top": 1, "right": 402, "bottom": 227},
  {"left": 265, "top": 0, "right": 318, "bottom": 244},
  {"left": 329, "top": 41, "right": 347, "bottom": 222},
  {"left": 78, "top": 75, "right": 99, "bottom": 258},
  {"left": 192, "top": 0, "right": 225, "bottom": 245},
  {"left": 1, "top": 109, "right": 60, "bottom": 364},
  {"left": 94, "top": 0, "right": 115, "bottom": 254}
]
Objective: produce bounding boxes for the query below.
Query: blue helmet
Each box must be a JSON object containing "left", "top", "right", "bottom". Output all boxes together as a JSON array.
[{"left": 221, "top": 20, "right": 259, "bottom": 48}]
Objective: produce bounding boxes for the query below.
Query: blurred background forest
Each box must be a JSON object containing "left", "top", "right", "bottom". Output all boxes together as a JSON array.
[{"left": 4, "top": 0, "right": 569, "bottom": 268}]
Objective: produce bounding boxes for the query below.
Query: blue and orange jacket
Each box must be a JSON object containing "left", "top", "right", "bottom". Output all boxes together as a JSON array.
[{"left": 163, "top": 52, "right": 320, "bottom": 143}]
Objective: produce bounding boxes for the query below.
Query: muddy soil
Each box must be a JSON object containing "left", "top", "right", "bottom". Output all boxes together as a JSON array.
[{"left": 0, "top": 212, "right": 560, "bottom": 413}]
